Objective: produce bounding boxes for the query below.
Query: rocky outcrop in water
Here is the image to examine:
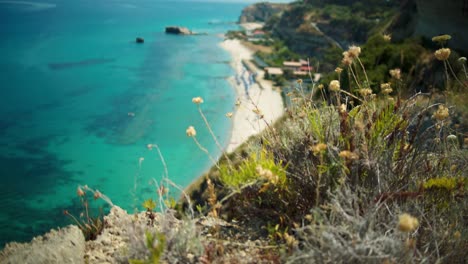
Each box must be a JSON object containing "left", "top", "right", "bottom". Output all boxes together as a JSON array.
[
  {"left": 165, "top": 26, "right": 192, "bottom": 35},
  {"left": 0, "top": 225, "right": 85, "bottom": 264}
]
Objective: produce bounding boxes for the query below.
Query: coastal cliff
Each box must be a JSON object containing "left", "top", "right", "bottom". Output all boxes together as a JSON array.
[{"left": 238, "top": 2, "right": 288, "bottom": 23}]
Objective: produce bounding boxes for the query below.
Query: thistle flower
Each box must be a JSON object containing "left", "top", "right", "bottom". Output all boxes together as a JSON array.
[
  {"left": 329, "top": 80, "right": 340, "bottom": 92},
  {"left": 389, "top": 68, "right": 401, "bottom": 80},
  {"left": 435, "top": 48, "right": 451, "bottom": 61},
  {"left": 383, "top": 34, "right": 391, "bottom": 42},
  {"left": 380, "top": 83, "right": 393, "bottom": 95},
  {"left": 311, "top": 143, "right": 327, "bottom": 155},
  {"left": 77, "top": 187, "right": 85, "bottom": 197},
  {"left": 186, "top": 126, "right": 196, "bottom": 137},
  {"left": 225, "top": 112, "right": 233, "bottom": 118},
  {"left": 335, "top": 67, "right": 343, "bottom": 74},
  {"left": 192, "top": 97, "right": 204, "bottom": 104},
  {"left": 339, "top": 150, "right": 359, "bottom": 160},
  {"left": 398, "top": 213, "right": 419, "bottom": 232},
  {"left": 432, "top": 105, "right": 449, "bottom": 121},
  {"left": 358, "top": 88, "right": 373, "bottom": 97},
  {"left": 347, "top": 45, "right": 361, "bottom": 58},
  {"left": 431, "top": 34, "right": 451, "bottom": 43}
]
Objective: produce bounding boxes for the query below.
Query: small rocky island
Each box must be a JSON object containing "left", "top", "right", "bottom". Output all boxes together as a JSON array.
[{"left": 165, "top": 26, "right": 192, "bottom": 35}]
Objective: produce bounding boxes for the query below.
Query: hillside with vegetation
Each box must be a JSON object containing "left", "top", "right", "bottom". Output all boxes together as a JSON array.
[{"left": 2, "top": 1, "right": 467, "bottom": 263}]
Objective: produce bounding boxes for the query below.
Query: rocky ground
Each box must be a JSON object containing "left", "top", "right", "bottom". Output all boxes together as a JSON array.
[{"left": 0, "top": 206, "right": 279, "bottom": 264}]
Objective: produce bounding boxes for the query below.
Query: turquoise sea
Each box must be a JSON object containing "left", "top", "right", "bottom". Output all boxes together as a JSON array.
[{"left": 0, "top": 0, "right": 246, "bottom": 247}]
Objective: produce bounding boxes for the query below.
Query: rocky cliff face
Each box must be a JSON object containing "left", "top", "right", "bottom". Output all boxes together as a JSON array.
[
  {"left": 391, "top": 0, "right": 468, "bottom": 52},
  {"left": 238, "top": 3, "right": 288, "bottom": 23},
  {"left": 415, "top": 0, "right": 468, "bottom": 52}
]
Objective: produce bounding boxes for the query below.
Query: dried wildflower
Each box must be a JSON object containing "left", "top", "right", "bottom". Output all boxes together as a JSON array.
[
  {"left": 358, "top": 88, "right": 373, "bottom": 97},
  {"left": 459, "top": 57, "right": 467, "bottom": 63},
  {"left": 432, "top": 105, "right": 449, "bottom": 121},
  {"left": 447, "top": 134, "right": 458, "bottom": 142},
  {"left": 398, "top": 213, "right": 419, "bottom": 232},
  {"left": 347, "top": 45, "right": 361, "bottom": 58},
  {"left": 339, "top": 150, "right": 359, "bottom": 160},
  {"left": 383, "top": 34, "right": 391, "bottom": 42},
  {"left": 389, "top": 68, "right": 401, "bottom": 80},
  {"left": 235, "top": 99, "right": 241, "bottom": 107},
  {"left": 252, "top": 108, "right": 262, "bottom": 116},
  {"left": 338, "top": 104, "right": 347, "bottom": 113},
  {"left": 311, "top": 143, "right": 327, "bottom": 155},
  {"left": 335, "top": 67, "right": 343, "bottom": 74},
  {"left": 317, "top": 84, "right": 324, "bottom": 90},
  {"left": 380, "top": 83, "right": 393, "bottom": 95},
  {"left": 186, "top": 126, "right": 196, "bottom": 137},
  {"left": 296, "top": 79, "right": 303, "bottom": 84},
  {"left": 147, "top": 144, "right": 153, "bottom": 150},
  {"left": 256, "top": 165, "right": 278, "bottom": 184},
  {"left": 341, "top": 51, "right": 353, "bottom": 66},
  {"left": 77, "top": 187, "right": 85, "bottom": 197},
  {"left": 432, "top": 34, "right": 451, "bottom": 43},
  {"left": 329, "top": 80, "right": 340, "bottom": 92},
  {"left": 435, "top": 48, "right": 451, "bottom": 61},
  {"left": 192, "top": 97, "right": 204, "bottom": 104},
  {"left": 93, "top": 190, "right": 102, "bottom": 200},
  {"left": 225, "top": 112, "right": 233, "bottom": 118}
]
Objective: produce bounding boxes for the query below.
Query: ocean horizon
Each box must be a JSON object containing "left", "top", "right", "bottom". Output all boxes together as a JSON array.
[{"left": 0, "top": 0, "right": 246, "bottom": 247}]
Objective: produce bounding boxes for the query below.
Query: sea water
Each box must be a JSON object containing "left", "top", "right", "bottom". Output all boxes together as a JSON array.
[{"left": 0, "top": 0, "right": 245, "bottom": 247}]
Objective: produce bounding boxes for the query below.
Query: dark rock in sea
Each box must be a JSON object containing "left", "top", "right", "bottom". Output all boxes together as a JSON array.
[
  {"left": 135, "top": 37, "right": 144, "bottom": 43},
  {"left": 165, "top": 26, "right": 192, "bottom": 35}
]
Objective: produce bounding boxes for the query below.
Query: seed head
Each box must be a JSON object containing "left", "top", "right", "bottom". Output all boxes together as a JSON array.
[
  {"left": 389, "top": 68, "right": 401, "bottom": 80},
  {"left": 329, "top": 80, "right": 340, "bottom": 92},
  {"left": 431, "top": 34, "right": 451, "bottom": 43},
  {"left": 380, "top": 83, "right": 393, "bottom": 95},
  {"left": 147, "top": 144, "right": 153, "bottom": 150},
  {"left": 296, "top": 79, "right": 303, "bottom": 84},
  {"left": 358, "top": 88, "right": 373, "bottom": 97},
  {"left": 186, "top": 126, "right": 196, "bottom": 137},
  {"left": 341, "top": 51, "right": 353, "bottom": 66},
  {"left": 398, "top": 213, "right": 419, "bottom": 232},
  {"left": 311, "top": 143, "right": 327, "bottom": 155},
  {"left": 93, "top": 190, "right": 102, "bottom": 200},
  {"left": 432, "top": 105, "right": 449, "bottom": 121},
  {"left": 77, "top": 187, "right": 85, "bottom": 197},
  {"left": 458, "top": 57, "right": 467, "bottom": 63},
  {"left": 335, "top": 67, "right": 343, "bottom": 74},
  {"left": 434, "top": 48, "right": 451, "bottom": 61},
  {"left": 339, "top": 150, "right": 359, "bottom": 160},
  {"left": 383, "top": 34, "right": 391, "bottom": 42},
  {"left": 192, "top": 97, "right": 204, "bottom": 105},
  {"left": 347, "top": 45, "right": 361, "bottom": 58}
]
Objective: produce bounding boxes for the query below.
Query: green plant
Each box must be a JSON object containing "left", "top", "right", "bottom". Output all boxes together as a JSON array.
[
  {"left": 64, "top": 185, "right": 111, "bottom": 241},
  {"left": 129, "top": 231, "right": 166, "bottom": 264}
]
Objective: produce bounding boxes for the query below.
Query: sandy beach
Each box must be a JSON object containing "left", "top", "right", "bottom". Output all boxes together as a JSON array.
[{"left": 220, "top": 39, "right": 284, "bottom": 153}]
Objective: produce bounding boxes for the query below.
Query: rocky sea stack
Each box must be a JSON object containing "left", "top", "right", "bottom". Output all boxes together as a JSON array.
[
  {"left": 165, "top": 26, "right": 192, "bottom": 35},
  {"left": 135, "top": 37, "right": 144, "bottom": 43}
]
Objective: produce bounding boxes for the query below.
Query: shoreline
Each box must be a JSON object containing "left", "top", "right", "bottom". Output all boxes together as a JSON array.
[{"left": 219, "top": 38, "right": 284, "bottom": 153}]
